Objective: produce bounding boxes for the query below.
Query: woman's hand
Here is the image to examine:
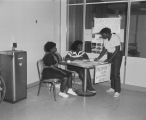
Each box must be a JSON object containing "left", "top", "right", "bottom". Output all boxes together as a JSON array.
[
  {"left": 94, "top": 58, "right": 100, "bottom": 61},
  {"left": 104, "top": 59, "right": 109, "bottom": 63}
]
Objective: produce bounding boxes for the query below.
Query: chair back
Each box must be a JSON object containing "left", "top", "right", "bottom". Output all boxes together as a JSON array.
[{"left": 37, "top": 59, "right": 44, "bottom": 80}]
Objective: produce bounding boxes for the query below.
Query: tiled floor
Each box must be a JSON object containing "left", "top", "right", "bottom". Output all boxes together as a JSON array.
[{"left": 0, "top": 83, "right": 146, "bottom": 120}]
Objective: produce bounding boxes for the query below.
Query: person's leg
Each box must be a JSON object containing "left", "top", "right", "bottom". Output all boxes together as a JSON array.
[
  {"left": 43, "top": 67, "right": 69, "bottom": 98},
  {"left": 67, "top": 66, "right": 84, "bottom": 87},
  {"left": 59, "top": 68, "right": 72, "bottom": 88},
  {"left": 110, "top": 62, "right": 115, "bottom": 90},
  {"left": 86, "top": 69, "right": 96, "bottom": 92},
  {"left": 67, "top": 74, "right": 77, "bottom": 96},
  {"left": 106, "top": 53, "right": 115, "bottom": 93},
  {"left": 77, "top": 68, "right": 96, "bottom": 93},
  {"left": 66, "top": 72, "right": 77, "bottom": 96},
  {"left": 105, "top": 63, "right": 115, "bottom": 93},
  {"left": 60, "top": 77, "right": 68, "bottom": 92},
  {"left": 67, "top": 66, "right": 96, "bottom": 92},
  {"left": 60, "top": 68, "right": 77, "bottom": 96},
  {"left": 106, "top": 52, "right": 122, "bottom": 96},
  {"left": 113, "top": 52, "right": 122, "bottom": 93},
  {"left": 49, "top": 68, "right": 68, "bottom": 93},
  {"left": 58, "top": 77, "right": 69, "bottom": 98},
  {"left": 75, "top": 68, "right": 84, "bottom": 90}
]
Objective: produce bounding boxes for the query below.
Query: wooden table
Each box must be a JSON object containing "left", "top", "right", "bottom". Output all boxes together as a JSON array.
[{"left": 60, "top": 60, "right": 107, "bottom": 97}]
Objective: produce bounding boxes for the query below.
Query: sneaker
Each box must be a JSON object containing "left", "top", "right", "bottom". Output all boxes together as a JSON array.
[
  {"left": 106, "top": 88, "right": 115, "bottom": 93},
  {"left": 114, "top": 92, "right": 120, "bottom": 98},
  {"left": 58, "top": 92, "right": 69, "bottom": 98},
  {"left": 87, "top": 87, "right": 96, "bottom": 93},
  {"left": 67, "top": 89, "right": 77, "bottom": 96}
]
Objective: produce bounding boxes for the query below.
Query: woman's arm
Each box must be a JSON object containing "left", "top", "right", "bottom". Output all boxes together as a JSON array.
[
  {"left": 94, "top": 47, "right": 107, "bottom": 61},
  {"left": 82, "top": 52, "right": 89, "bottom": 60},
  {"left": 106, "top": 46, "right": 120, "bottom": 63},
  {"left": 55, "top": 52, "right": 62, "bottom": 63}
]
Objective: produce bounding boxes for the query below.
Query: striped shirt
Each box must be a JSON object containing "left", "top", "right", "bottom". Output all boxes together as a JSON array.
[{"left": 65, "top": 51, "right": 89, "bottom": 61}]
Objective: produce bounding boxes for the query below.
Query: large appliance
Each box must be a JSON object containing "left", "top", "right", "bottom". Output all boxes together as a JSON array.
[{"left": 0, "top": 50, "right": 27, "bottom": 103}]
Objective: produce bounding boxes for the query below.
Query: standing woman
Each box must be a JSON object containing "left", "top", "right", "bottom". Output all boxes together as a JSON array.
[
  {"left": 42, "top": 41, "right": 77, "bottom": 98},
  {"left": 94, "top": 28, "right": 123, "bottom": 97}
]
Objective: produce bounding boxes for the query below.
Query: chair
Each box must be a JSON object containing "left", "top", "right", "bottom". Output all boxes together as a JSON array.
[
  {"left": 37, "top": 59, "right": 60, "bottom": 101},
  {"left": 62, "top": 64, "right": 80, "bottom": 85}
]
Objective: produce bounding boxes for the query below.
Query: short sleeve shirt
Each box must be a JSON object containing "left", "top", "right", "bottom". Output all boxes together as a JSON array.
[
  {"left": 43, "top": 53, "right": 58, "bottom": 66},
  {"left": 104, "top": 34, "right": 121, "bottom": 53}
]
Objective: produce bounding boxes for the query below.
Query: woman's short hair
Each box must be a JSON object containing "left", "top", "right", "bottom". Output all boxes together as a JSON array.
[
  {"left": 44, "top": 41, "right": 56, "bottom": 52},
  {"left": 99, "top": 27, "right": 111, "bottom": 35},
  {"left": 70, "top": 40, "right": 83, "bottom": 51}
]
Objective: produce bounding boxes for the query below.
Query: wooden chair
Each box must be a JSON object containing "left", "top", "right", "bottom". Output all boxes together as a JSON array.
[{"left": 37, "top": 59, "right": 60, "bottom": 101}]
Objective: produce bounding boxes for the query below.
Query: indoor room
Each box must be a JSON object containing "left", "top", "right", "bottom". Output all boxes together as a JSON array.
[{"left": 0, "top": 0, "right": 146, "bottom": 120}]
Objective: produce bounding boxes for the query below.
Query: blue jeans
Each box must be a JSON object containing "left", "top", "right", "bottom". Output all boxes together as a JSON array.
[{"left": 108, "top": 51, "right": 123, "bottom": 93}]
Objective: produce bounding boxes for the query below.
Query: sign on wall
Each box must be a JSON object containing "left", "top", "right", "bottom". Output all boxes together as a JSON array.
[
  {"left": 92, "top": 17, "right": 121, "bottom": 34},
  {"left": 94, "top": 64, "right": 111, "bottom": 83}
]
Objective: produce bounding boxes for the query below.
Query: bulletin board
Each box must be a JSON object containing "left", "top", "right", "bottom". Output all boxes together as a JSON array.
[
  {"left": 91, "top": 17, "right": 121, "bottom": 54},
  {"left": 92, "top": 17, "right": 121, "bottom": 34},
  {"left": 91, "top": 34, "right": 103, "bottom": 54}
]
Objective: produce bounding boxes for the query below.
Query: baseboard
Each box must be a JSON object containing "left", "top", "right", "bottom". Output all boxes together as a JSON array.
[
  {"left": 122, "top": 84, "right": 146, "bottom": 93},
  {"left": 27, "top": 81, "right": 39, "bottom": 89}
]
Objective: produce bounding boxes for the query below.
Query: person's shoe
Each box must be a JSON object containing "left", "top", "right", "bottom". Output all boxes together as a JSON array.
[
  {"left": 58, "top": 92, "right": 69, "bottom": 98},
  {"left": 106, "top": 88, "right": 115, "bottom": 93},
  {"left": 114, "top": 92, "right": 120, "bottom": 98},
  {"left": 87, "top": 87, "right": 96, "bottom": 93},
  {"left": 67, "top": 89, "right": 77, "bottom": 96}
]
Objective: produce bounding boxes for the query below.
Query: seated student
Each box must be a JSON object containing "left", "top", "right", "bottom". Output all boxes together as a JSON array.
[
  {"left": 64, "top": 40, "right": 96, "bottom": 93},
  {"left": 42, "top": 41, "right": 77, "bottom": 98}
]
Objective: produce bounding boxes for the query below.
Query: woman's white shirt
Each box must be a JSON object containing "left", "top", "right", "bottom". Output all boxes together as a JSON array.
[{"left": 103, "top": 34, "right": 121, "bottom": 53}]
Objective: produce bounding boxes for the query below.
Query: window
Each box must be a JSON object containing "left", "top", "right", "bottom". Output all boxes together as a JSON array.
[
  {"left": 68, "top": 0, "right": 83, "bottom": 4},
  {"left": 86, "top": 3, "right": 127, "bottom": 53},
  {"left": 128, "top": 1, "right": 146, "bottom": 58},
  {"left": 67, "top": 1, "right": 127, "bottom": 53},
  {"left": 67, "top": 4, "right": 83, "bottom": 50}
]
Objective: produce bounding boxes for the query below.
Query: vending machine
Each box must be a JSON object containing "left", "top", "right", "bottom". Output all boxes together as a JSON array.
[{"left": 0, "top": 50, "right": 27, "bottom": 103}]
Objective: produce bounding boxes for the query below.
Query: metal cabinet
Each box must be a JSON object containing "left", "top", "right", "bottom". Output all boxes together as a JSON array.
[{"left": 0, "top": 50, "right": 27, "bottom": 103}]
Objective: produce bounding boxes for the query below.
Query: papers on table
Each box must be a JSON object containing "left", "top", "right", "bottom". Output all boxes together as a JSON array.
[{"left": 69, "top": 60, "right": 106, "bottom": 68}]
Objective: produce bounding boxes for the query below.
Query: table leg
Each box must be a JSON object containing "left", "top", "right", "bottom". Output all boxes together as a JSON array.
[{"left": 75, "top": 68, "right": 96, "bottom": 97}]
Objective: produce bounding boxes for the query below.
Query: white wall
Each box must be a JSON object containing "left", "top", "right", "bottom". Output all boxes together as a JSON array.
[
  {"left": 60, "top": 0, "right": 67, "bottom": 57},
  {"left": 0, "top": 0, "right": 61, "bottom": 84},
  {"left": 126, "top": 57, "right": 146, "bottom": 87}
]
